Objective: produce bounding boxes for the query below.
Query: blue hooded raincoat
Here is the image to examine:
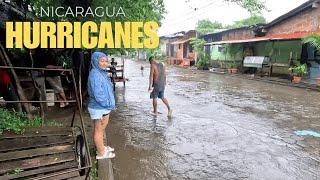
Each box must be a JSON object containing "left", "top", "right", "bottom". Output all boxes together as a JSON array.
[{"left": 87, "top": 52, "right": 116, "bottom": 111}]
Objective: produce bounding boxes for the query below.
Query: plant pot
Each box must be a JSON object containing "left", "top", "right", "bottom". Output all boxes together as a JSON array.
[
  {"left": 231, "top": 68, "right": 238, "bottom": 74},
  {"left": 292, "top": 75, "right": 302, "bottom": 83},
  {"left": 228, "top": 68, "right": 238, "bottom": 74}
]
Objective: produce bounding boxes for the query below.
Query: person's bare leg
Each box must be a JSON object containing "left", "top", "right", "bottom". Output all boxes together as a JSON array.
[
  {"left": 152, "top": 98, "right": 157, "bottom": 114},
  {"left": 100, "top": 115, "right": 109, "bottom": 145},
  {"left": 161, "top": 98, "right": 172, "bottom": 116},
  {"left": 94, "top": 115, "right": 109, "bottom": 156},
  {"left": 59, "top": 91, "right": 68, "bottom": 107}
]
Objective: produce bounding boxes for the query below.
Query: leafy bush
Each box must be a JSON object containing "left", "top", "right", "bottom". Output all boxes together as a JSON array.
[
  {"left": 289, "top": 64, "right": 308, "bottom": 77},
  {"left": 303, "top": 34, "right": 320, "bottom": 51},
  {"left": 0, "top": 108, "right": 62, "bottom": 135},
  {"left": 190, "top": 38, "right": 210, "bottom": 70}
]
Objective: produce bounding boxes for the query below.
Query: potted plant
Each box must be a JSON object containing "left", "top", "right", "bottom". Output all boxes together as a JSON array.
[
  {"left": 289, "top": 64, "right": 308, "bottom": 83},
  {"left": 228, "top": 61, "right": 239, "bottom": 74}
]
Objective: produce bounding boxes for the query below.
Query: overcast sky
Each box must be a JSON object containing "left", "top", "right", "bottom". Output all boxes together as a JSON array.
[{"left": 158, "top": 0, "right": 309, "bottom": 36}]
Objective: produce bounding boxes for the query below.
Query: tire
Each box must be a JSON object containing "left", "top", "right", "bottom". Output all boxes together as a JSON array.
[{"left": 76, "top": 135, "right": 87, "bottom": 176}]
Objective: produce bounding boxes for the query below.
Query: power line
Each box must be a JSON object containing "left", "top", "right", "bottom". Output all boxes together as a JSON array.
[
  {"left": 164, "top": 1, "right": 219, "bottom": 22},
  {"left": 161, "top": 1, "right": 222, "bottom": 28}
]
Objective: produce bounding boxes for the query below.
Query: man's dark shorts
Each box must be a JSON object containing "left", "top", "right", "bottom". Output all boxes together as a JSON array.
[{"left": 150, "top": 89, "right": 164, "bottom": 99}]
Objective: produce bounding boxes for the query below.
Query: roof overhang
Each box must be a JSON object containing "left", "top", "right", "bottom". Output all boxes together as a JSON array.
[
  {"left": 171, "top": 38, "right": 192, "bottom": 45},
  {"left": 205, "top": 32, "right": 320, "bottom": 45}
]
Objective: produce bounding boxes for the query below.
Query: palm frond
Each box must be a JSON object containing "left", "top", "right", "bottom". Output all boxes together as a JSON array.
[{"left": 303, "top": 34, "right": 320, "bottom": 50}]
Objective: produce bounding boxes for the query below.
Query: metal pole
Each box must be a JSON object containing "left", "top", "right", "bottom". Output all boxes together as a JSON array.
[{"left": 70, "top": 69, "right": 92, "bottom": 178}]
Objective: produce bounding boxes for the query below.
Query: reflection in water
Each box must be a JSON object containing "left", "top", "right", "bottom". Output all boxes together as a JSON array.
[{"left": 108, "top": 59, "right": 320, "bottom": 180}]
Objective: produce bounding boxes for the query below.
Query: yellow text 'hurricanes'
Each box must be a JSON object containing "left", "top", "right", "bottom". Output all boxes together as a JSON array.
[{"left": 6, "top": 21, "right": 159, "bottom": 49}]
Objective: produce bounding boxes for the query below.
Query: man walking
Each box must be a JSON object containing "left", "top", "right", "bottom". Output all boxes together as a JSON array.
[{"left": 148, "top": 56, "right": 172, "bottom": 117}]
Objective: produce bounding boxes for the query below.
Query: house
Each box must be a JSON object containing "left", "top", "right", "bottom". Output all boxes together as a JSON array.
[
  {"left": 205, "top": 0, "right": 320, "bottom": 81},
  {"left": 159, "top": 31, "right": 184, "bottom": 57},
  {"left": 203, "top": 26, "right": 258, "bottom": 68},
  {"left": 167, "top": 30, "right": 198, "bottom": 67}
]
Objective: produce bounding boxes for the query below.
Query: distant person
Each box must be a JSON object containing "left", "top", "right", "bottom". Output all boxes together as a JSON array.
[
  {"left": 33, "top": 49, "right": 68, "bottom": 108},
  {"left": 148, "top": 56, "right": 172, "bottom": 117},
  {"left": 88, "top": 52, "right": 116, "bottom": 159},
  {"left": 111, "top": 58, "right": 117, "bottom": 66}
]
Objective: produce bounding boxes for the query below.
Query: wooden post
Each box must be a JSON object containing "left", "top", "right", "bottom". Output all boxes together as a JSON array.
[
  {"left": 97, "top": 136, "right": 114, "bottom": 180},
  {"left": 97, "top": 159, "right": 114, "bottom": 180}
]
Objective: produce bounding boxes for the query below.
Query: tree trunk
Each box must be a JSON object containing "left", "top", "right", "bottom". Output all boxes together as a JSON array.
[{"left": 0, "top": 44, "right": 31, "bottom": 118}]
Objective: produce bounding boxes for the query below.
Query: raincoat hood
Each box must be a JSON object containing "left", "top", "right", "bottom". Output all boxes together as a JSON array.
[{"left": 91, "top": 52, "right": 108, "bottom": 70}]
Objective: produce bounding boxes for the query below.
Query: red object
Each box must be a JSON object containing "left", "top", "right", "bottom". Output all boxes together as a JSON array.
[
  {"left": 207, "top": 31, "right": 320, "bottom": 45},
  {"left": 0, "top": 69, "right": 11, "bottom": 87}
]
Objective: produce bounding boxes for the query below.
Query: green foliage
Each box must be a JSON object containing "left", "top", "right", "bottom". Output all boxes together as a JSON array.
[
  {"left": 289, "top": 64, "right": 308, "bottom": 77},
  {"left": 226, "top": 0, "right": 266, "bottom": 14},
  {"left": 226, "top": 15, "right": 266, "bottom": 28},
  {"left": 57, "top": 55, "right": 73, "bottom": 68},
  {"left": 196, "top": 19, "right": 223, "bottom": 34},
  {"left": 303, "top": 34, "right": 320, "bottom": 51},
  {"left": 89, "top": 148, "right": 98, "bottom": 180},
  {"left": 222, "top": 44, "right": 243, "bottom": 58},
  {"left": 227, "top": 61, "right": 238, "bottom": 69},
  {"left": 190, "top": 38, "right": 210, "bottom": 69},
  {"left": 5, "top": 168, "right": 24, "bottom": 176},
  {"left": 0, "top": 108, "right": 62, "bottom": 135}
]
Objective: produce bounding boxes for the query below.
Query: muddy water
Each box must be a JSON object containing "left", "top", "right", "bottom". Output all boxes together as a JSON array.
[{"left": 107, "top": 60, "right": 320, "bottom": 180}]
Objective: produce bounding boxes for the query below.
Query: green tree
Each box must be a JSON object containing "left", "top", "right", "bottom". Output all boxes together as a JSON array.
[
  {"left": 196, "top": 19, "right": 223, "bottom": 34},
  {"left": 225, "top": 0, "right": 266, "bottom": 14},
  {"left": 226, "top": 15, "right": 266, "bottom": 28}
]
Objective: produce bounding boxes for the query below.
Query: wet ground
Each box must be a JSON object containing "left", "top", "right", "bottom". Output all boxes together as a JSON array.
[{"left": 107, "top": 59, "right": 320, "bottom": 180}]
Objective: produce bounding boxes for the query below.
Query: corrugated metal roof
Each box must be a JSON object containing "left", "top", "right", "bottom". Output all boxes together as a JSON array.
[{"left": 206, "top": 32, "right": 320, "bottom": 45}]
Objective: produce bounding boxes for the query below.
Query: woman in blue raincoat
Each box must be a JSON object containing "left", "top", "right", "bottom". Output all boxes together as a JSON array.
[{"left": 88, "top": 52, "right": 116, "bottom": 159}]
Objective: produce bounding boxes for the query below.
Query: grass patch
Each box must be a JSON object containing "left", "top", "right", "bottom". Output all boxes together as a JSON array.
[{"left": 0, "top": 108, "right": 63, "bottom": 135}]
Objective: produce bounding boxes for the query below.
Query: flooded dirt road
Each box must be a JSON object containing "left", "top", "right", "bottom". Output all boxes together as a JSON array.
[{"left": 107, "top": 59, "right": 320, "bottom": 180}]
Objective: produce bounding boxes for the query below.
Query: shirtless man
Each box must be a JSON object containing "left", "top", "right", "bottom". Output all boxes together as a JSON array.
[{"left": 148, "top": 56, "right": 172, "bottom": 117}]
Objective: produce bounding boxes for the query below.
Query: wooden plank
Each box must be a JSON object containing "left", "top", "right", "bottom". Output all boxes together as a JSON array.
[
  {"left": 1, "top": 127, "right": 73, "bottom": 139},
  {"left": 0, "top": 161, "right": 78, "bottom": 179},
  {"left": 0, "top": 136, "right": 74, "bottom": 153},
  {"left": 0, "top": 144, "right": 74, "bottom": 162},
  {"left": 0, "top": 152, "right": 76, "bottom": 174},
  {"left": 34, "top": 168, "right": 80, "bottom": 180},
  {"left": 68, "top": 175, "right": 87, "bottom": 180}
]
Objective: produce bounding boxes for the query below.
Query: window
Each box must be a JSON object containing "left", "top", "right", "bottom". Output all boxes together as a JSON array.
[{"left": 218, "top": 46, "right": 223, "bottom": 52}]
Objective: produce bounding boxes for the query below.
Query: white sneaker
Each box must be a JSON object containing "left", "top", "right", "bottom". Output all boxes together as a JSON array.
[
  {"left": 105, "top": 146, "right": 114, "bottom": 152},
  {"left": 96, "top": 151, "right": 115, "bottom": 159}
]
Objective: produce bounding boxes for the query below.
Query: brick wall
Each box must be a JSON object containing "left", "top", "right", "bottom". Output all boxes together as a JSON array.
[{"left": 267, "top": 7, "right": 320, "bottom": 35}]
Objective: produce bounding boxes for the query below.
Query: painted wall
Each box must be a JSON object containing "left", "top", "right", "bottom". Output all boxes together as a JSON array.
[
  {"left": 209, "top": 40, "right": 303, "bottom": 74},
  {"left": 210, "top": 45, "right": 243, "bottom": 61}
]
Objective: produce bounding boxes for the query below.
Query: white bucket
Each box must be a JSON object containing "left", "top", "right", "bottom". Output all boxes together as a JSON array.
[{"left": 46, "top": 89, "right": 55, "bottom": 106}]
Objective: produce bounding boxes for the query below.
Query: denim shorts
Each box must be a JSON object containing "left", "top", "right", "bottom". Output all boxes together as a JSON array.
[
  {"left": 88, "top": 107, "right": 111, "bottom": 120},
  {"left": 150, "top": 90, "right": 164, "bottom": 99}
]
